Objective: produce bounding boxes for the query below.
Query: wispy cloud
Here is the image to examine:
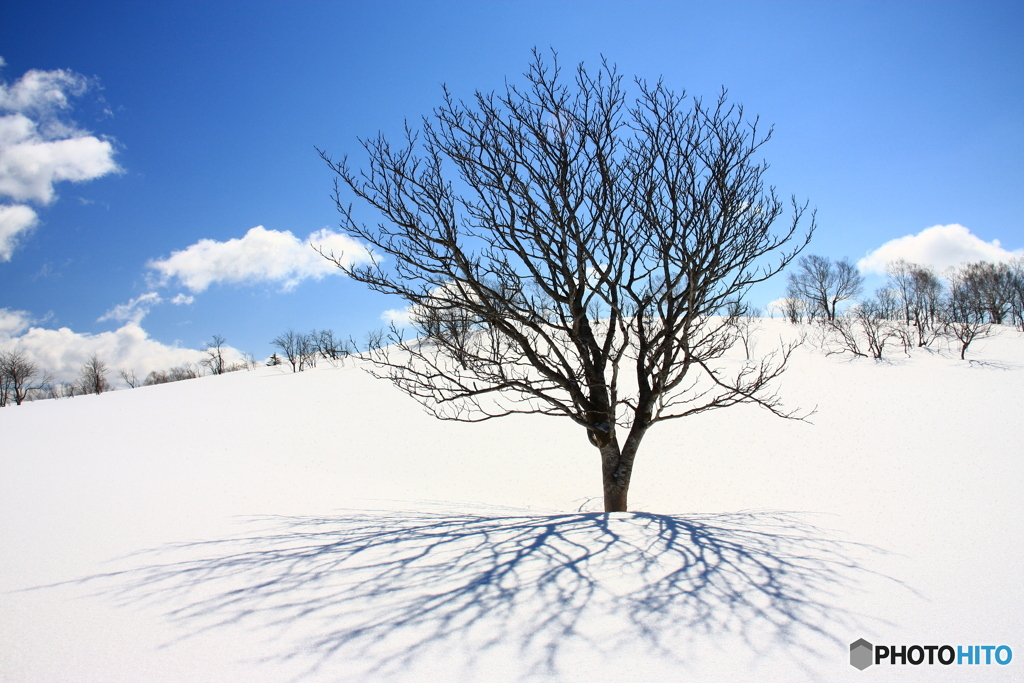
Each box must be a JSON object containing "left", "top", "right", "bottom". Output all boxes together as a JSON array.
[
  {"left": 98, "top": 291, "right": 195, "bottom": 325},
  {"left": 147, "top": 225, "right": 372, "bottom": 293},
  {"left": 858, "top": 224, "right": 1023, "bottom": 274},
  {"left": 98, "top": 292, "right": 163, "bottom": 325}
]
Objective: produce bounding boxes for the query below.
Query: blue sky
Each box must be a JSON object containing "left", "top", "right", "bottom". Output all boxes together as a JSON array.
[{"left": 1, "top": 0, "right": 1022, "bottom": 378}]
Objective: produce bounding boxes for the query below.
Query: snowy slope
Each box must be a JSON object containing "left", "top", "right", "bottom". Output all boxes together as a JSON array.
[{"left": 2, "top": 320, "right": 1022, "bottom": 682}]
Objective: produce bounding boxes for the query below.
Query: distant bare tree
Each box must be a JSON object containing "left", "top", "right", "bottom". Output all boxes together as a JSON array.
[
  {"left": 786, "top": 255, "right": 863, "bottom": 322},
  {"left": 144, "top": 363, "right": 202, "bottom": 386},
  {"left": 315, "top": 329, "right": 350, "bottom": 364},
  {"left": 944, "top": 266, "right": 993, "bottom": 359},
  {"left": 362, "top": 328, "right": 386, "bottom": 353},
  {"left": 78, "top": 354, "right": 111, "bottom": 395},
  {"left": 854, "top": 297, "right": 904, "bottom": 360},
  {"left": 769, "top": 296, "right": 806, "bottom": 324},
  {"left": 318, "top": 52, "right": 813, "bottom": 511},
  {"left": 902, "top": 262, "right": 945, "bottom": 347},
  {"left": 1, "top": 350, "right": 41, "bottom": 405},
  {"left": 201, "top": 334, "right": 228, "bottom": 375},
  {"left": 1010, "top": 257, "right": 1024, "bottom": 331},
  {"left": 120, "top": 367, "right": 141, "bottom": 388},
  {"left": 724, "top": 300, "right": 761, "bottom": 360},
  {"left": 0, "top": 352, "right": 12, "bottom": 407},
  {"left": 886, "top": 259, "right": 915, "bottom": 325},
  {"left": 271, "top": 330, "right": 301, "bottom": 373},
  {"left": 23, "top": 371, "right": 56, "bottom": 403},
  {"left": 959, "top": 261, "right": 1014, "bottom": 325},
  {"left": 298, "top": 331, "right": 318, "bottom": 371},
  {"left": 43, "top": 378, "right": 64, "bottom": 400}
]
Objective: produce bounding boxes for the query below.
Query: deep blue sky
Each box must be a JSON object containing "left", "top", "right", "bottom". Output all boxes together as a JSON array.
[{"left": 1, "top": 0, "right": 1022, "bottom": 372}]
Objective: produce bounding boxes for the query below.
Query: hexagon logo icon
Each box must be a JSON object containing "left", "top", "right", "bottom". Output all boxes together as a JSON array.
[{"left": 850, "top": 638, "right": 874, "bottom": 670}]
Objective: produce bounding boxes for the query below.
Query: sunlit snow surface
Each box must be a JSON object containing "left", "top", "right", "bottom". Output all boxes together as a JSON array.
[{"left": 2, "top": 320, "right": 1022, "bottom": 682}]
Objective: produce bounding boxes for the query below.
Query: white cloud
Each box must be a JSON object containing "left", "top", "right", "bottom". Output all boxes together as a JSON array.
[
  {"left": 97, "top": 291, "right": 195, "bottom": 325},
  {"left": 97, "top": 292, "right": 163, "bottom": 325},
  {"left": 0, "top": 64, "right": 119, "bottom": 260},
  {"left": 858, "top": 224, "right": 1023, "bottom": 275},
  {"left": 0, "top": 307, "right": 31, "bottom": 337},
  {"left": 1, "top": 318, "right": 244, "bottom": 385},
  {"left": 0, "top": 112, "right": 118, "bottom": 204},
  {"left": 381, "top": 307, "right": 413, "bottom": 327},
  {"left": 147, "top": 225, "right": 373, "bottom": 293},
  {"left": 0, "top": 203, "right": 37, "bottom": 260},
  {"left": 0, "top": 66, "right": 90, "bottom": 116}
]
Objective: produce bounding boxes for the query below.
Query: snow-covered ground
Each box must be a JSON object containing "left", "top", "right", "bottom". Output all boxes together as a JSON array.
[{"left": 2, "top": 320, "right": 1022, "bottom": 682}]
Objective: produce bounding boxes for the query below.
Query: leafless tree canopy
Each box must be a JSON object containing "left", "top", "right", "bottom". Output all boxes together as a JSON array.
[
  {"left": 145, "top": 363, "right": 201, "bottom": 385},
  {"left": 78, "top": 354, "right": 110, "bottom": 395},
  {"left": 318, "top": 52, "right": 813, "bottom": 511},
  {"left": 120, "top": 367, "right": 141, "bottom": 388},
  {"left": 790, "top": 256, "right": 1021, "bottom": 361},
  {"left": 201, "top": 335, "right": 228, "bottom": 376},
  {"left": 271, "top": 328, "right": 350, "bottom": 372},
  {"left": 1, "top": 350, "right": 41, "bottom": 406},
  {"left": 785, "top": 255, "right": 863, "bottom": 322}
]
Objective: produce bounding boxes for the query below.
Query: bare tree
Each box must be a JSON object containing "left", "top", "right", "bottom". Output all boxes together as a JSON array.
[
  {"left": 271, "top": 330, "right": 301, "bottom": 373},
  {"left": 144, "top": 363, "right": 201, "bottom": 385},
  {"left": 315, "top": 329, "right": 349, "bottom": 363},
  {"left": 958, "top": 261, "right": 1014, "bottom": 325},
  {"left": 318, "top": 52, "right": 813, "bottom": 511},
  {"left": 902, "top": 262, "right": 945, "bottom": 347},
  {"left": 767, "top": 295, "right": 806, "bottom": 324},
  {"left": 78, "top": 354, "right": 111, "bottom": 395},
  {"left": 853, "top": 296, "right": 904, "bottom": 360},
  {"left": 724, "top": 300, "right": 761, "bottom": 360},
  {"left": 201, "top": 334, "right": 228, "bottom": 375},
  {"left": 363, "top": 328, "right": 387, "bottom": 353},
  {"left": 944, "top": 265, "right": 993, "bottom": 359},
  {"left": 298, "top": 331, "right": 318, "bottom": 371},
  {"left": 786, "top": 255, "right": 863, "bottom": 322},
  {"left": 0, "top": 352, "right": 13, "bottom": 407},
  {"left": 1010, "top": 256, "right": 1024, "bottom": 331},
  {"left": 885, "top": 259, "right": 915, "bottom": 325},
  {"left": 1, "top": 350, "right": 41, "bottom": 406},
  {"left": 120, "top": 367, "right": 141, "bottom": 388}
]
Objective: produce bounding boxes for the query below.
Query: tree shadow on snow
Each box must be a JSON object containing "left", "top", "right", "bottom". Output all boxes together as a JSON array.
[{"left": 77, "top": 507, "right": 891, "bottom": 679}]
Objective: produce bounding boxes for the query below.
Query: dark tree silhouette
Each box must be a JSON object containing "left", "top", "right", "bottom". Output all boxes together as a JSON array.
[{"left": 318, "top": 52, "right": 813, "bottom": 511}]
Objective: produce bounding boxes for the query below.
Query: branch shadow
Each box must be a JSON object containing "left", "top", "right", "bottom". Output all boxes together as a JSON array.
[{"left": 71, "top": 507, "right": 894, "bottom": 680}]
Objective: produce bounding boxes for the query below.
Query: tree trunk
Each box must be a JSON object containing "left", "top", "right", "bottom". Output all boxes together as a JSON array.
[{"left": 599, "top": 440, "right": 640, "bottom": 512}]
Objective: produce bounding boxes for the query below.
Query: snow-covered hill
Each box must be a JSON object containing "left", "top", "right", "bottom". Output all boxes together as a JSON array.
[{"left": 2, "top": 320, "right": 1022, "bottom": 682}]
